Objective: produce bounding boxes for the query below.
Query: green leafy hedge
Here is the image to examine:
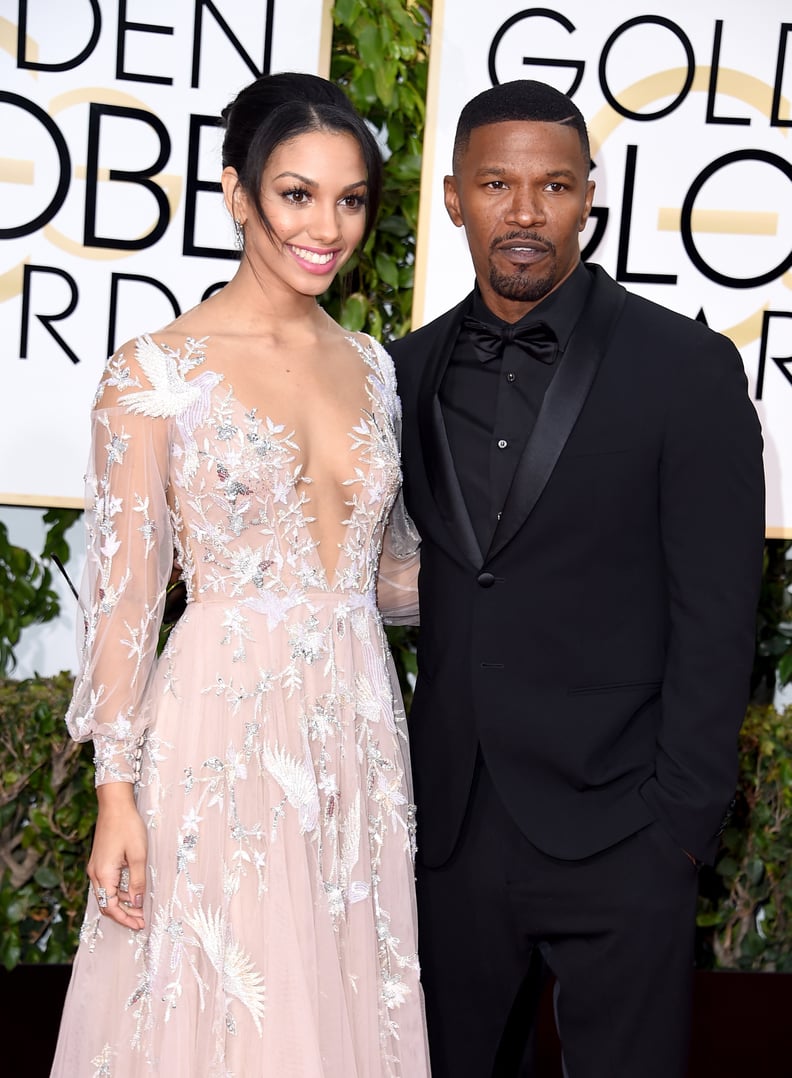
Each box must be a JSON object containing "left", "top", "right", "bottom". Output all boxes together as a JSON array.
[
  {"left": 0, "top": 673, "right": 94, "bottom": 968},
  {"left": 0, "top": 522, "right": 60, "bottom": 674},
  {"left": 323, "top": 0, "right": 431, "bottom": 343},
  {"left": 696, "top": 704, "right": 792, "bottom": 971},
  {"left": 3, "top": 674, "right": 789, "bottom": 972}
]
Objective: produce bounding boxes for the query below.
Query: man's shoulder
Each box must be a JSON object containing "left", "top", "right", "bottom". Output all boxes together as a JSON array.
[
  {"left": 587, "top": 264, "right": 733, "bottom": 352},
  {"left": 583, "top": 266, "right": 746, "bottom": 409}
]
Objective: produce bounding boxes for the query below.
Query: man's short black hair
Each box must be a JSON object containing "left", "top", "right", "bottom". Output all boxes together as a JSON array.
[{"left": 452, "top": 80, "right": 591, "bottom": 174}]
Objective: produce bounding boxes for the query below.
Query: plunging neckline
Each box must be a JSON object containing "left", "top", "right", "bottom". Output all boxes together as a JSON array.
[{"left": 190, "top": 333, "right": 382, "bottom": 590}]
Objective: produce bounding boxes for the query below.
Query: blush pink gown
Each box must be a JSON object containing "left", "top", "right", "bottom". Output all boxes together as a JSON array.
[{"left": 50, "top": 332, "right": 428, "bottom": 1078}]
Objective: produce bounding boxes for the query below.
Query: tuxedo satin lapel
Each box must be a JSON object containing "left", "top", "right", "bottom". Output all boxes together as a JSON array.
[
  {"left": 416, "top": 295, "right": 482, "bottom": 567},
  {"left": 485, "top": 268, "right": 627, "bottom": 562}
]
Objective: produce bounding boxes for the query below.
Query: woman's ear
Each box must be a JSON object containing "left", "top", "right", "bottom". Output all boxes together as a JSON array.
[{"left": 221, "top": 166, "right": 245, "bottom": 224}]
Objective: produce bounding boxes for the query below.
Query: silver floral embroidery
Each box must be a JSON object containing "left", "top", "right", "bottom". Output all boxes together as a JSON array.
[{"left": 60, "top": 333, "right": 422, "bottom": 1077}]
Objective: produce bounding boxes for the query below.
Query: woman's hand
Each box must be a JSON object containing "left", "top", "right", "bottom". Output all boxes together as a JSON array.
[{"left": 87, "top": 782, "right": 148, "bottom": 930}]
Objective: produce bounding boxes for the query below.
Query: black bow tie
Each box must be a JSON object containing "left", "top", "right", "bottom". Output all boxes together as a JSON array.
[{"left": 462, "top": 315, "right": 558, "bottom": 365}]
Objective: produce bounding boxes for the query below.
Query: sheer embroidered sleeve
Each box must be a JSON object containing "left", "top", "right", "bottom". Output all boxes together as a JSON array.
[
  {"left": 65, "top": 338, "right": 174, "bottom": 785},
  {"left": 377, "top": 507, "right": 420, "bottom": 625},
  {"left": 364, "top": 337, "right": 421, "bottom": 625}
]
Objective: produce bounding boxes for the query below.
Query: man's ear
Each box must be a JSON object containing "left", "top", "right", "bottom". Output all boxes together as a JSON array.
[
  {"left": 221, "top": 166, "right": 246, "bottom": 224},
  {"left": 444, "top": 174, "right": 464, "bottom": 228},
  {"left": 579, "top": 179, "right": 596, "bottom": 232}
]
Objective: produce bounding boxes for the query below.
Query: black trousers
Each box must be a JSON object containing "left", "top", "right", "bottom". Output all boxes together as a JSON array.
[{"left": 416, "top": 760, "right": 699, "bottom": 1078}]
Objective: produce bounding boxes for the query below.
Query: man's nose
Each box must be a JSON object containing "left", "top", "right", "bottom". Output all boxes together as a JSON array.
[{"left": 505, "top": 188, "right": 544, "bottom": 227}]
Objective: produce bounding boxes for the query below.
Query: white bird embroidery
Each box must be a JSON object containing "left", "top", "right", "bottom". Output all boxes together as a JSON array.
[
  {"left": 120, "top": 335, "right": 222, "bottom": 424},
  {"left": 120, "top": 335, "right": 223, "bottom": 482}
]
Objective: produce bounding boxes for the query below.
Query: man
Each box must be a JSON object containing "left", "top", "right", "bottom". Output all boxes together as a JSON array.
[{"left": 388, "top": 80, "right": 765, "bottom": 1078}]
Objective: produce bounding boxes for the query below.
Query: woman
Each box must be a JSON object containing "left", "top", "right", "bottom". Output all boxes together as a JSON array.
[{"left": 51, "top": 72, "right": 427, "bottom": 1078}]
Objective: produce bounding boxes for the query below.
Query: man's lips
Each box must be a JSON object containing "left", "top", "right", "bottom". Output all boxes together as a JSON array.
[{"left": 492, "top": 235, "right": 553, "bottom": 265}]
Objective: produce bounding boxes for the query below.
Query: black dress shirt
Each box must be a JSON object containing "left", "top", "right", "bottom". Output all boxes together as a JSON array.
[{"left": 439, "top": 263, "right": 592, "bottom": 551}]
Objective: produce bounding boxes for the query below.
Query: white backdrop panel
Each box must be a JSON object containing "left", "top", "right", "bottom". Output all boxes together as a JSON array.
[
  {"left": 415, "top": 0, "right": 792, "bottom": 535},
  {"left": 0, "top": 0, "right": 331, "bottom": 505}
]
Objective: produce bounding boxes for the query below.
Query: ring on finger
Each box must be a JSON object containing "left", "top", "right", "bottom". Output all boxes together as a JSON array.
[{"left": 96, "top": 886, "right": 109, "bottom": 909}]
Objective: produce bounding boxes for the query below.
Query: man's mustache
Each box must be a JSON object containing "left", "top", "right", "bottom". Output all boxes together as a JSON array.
[{"left": 490, "top": 231, "right": 556, "bottom": 255}]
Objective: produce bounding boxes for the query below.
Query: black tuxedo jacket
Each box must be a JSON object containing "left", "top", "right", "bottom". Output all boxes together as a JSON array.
[{"left": 389, "top": 264, "right": 765, "bottom": 867}]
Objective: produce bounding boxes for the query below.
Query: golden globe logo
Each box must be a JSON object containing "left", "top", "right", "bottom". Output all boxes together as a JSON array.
[{"left": 0, "top": 4, "right": 272, "bottom": 362}]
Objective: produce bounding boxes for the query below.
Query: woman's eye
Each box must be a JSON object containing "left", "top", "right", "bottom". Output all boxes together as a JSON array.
[{"left": 283, "top": 188, "right": 310, "bottom": 204}]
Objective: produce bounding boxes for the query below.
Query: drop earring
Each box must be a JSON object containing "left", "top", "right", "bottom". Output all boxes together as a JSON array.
[{"left": 234, "top": 219, "right": 244, "bottom": 249}]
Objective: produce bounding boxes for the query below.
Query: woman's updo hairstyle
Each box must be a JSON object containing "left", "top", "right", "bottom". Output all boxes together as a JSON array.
[{"left": 221, "top": 72, "right": 383, "bottom": 245}]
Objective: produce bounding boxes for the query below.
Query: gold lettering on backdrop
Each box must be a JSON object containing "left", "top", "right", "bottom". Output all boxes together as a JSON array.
[{"left": 587, "top": 66, "right": 792, "bottom": 345}]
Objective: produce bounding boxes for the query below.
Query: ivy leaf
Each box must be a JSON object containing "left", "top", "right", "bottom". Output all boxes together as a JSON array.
[
  {"left": 367, "top": 307, "right": 383, "bottom": 340},
  {"left": 5, "top": 894, "right": 29, "bottom": 924},
  {"left": 351, "top": 65, "right": 378, "bottom": 108},
  {"left": 374, "top": 59, "right": 398, "bottom": 108},
  {"left": 333, "top": 0, "right": 361, "bottom": 23},
  {"left": 375, "top": 253, "right": 400, "bottom": 290},
  {"left": 340, "top": 293, "right": 368, "bottom": 331},
  {"left": 34, "top": 866, "right": 61, "bottom": 890},
  {"left": 357, "top": 23, "right": 383, "bottom": 69},
  {"left": 715, "top": 856, "right": 739, "bottom": 879},
  {"left": 0, "top": 932, "right": 21, "bottom": 971}
]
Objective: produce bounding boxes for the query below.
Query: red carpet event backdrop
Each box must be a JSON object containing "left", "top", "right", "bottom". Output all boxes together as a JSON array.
[
  {"left": 1, "top": 1, "right": 789, "bottom": 535},
  {"left": 0, "top": 0, "right": 331, "bottom": 506},
  {"left": 414, "top": 0, "right": 791, "bottom": 536}
]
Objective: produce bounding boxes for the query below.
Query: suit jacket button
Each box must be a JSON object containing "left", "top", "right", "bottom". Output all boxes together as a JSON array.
[{"left": 477, "top": 571, "right": 495, "bottom": 588}]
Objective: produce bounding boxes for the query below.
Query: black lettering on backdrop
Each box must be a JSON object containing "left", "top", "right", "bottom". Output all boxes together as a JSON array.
[
  {"left": 599, "top": 16, "right": 694, "bottom": 121},
  {"left": 578, "top": 160, "right": 607, "bottom": 262},
  {"left": 184, "top": 113, "right": 232, "bottom": 259},
  {"left": 706, "top": 21, "right": 750, "bottom": 126},
  {"left": 192, "top": 0, "right": 272, "bottom": 88},
  {"left": 17, "top": 266, "right": 220, "bottom": 362},
  {"left": 580, "top": 206, "right": 608, "bottom": 263},
  {"left": 681, "top": 150, "right": 792, "bottom": 288},
  {"left": 616, "top": 145, "right": 676, "bottom": 284},
  {"left": 489, "top": 10, "right": 789, "bottom": 130},
  {"left": 17, "top": 0, "right": 101, "bottom": 72},
  {"left": 202, "top": 281, "right": 229, "bottom": 301},
  {"left": 107, "top": 274, "right": 181, "bottom": 356},
  {"left": 20, "top": 265, "right": 80, "bottom": 365},
  {"left": 84, "top": 104, "right": 172, "bottom": 250},
  {"left": 756, "top": 311, "right": 792, "bottom": 400},
  {"left": 771, "top": 24, "right": 792, "bottom": 128},
  {"left": 0, "top": 93, "right": 71, "bottom": 238},
  {"left": 116, "top": 0, "right": 174, "bottom": 85},
  {"left": 487, "top": 8, "right": 583, "bottom": 95}
]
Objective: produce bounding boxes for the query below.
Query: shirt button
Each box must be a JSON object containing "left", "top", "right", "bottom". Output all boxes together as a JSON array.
[
  {"left": 497, "top": 439, "right": 508, "bottom": 450},
  {"left": 506, "top": 372, "right": 516, "bottom": 383}
]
